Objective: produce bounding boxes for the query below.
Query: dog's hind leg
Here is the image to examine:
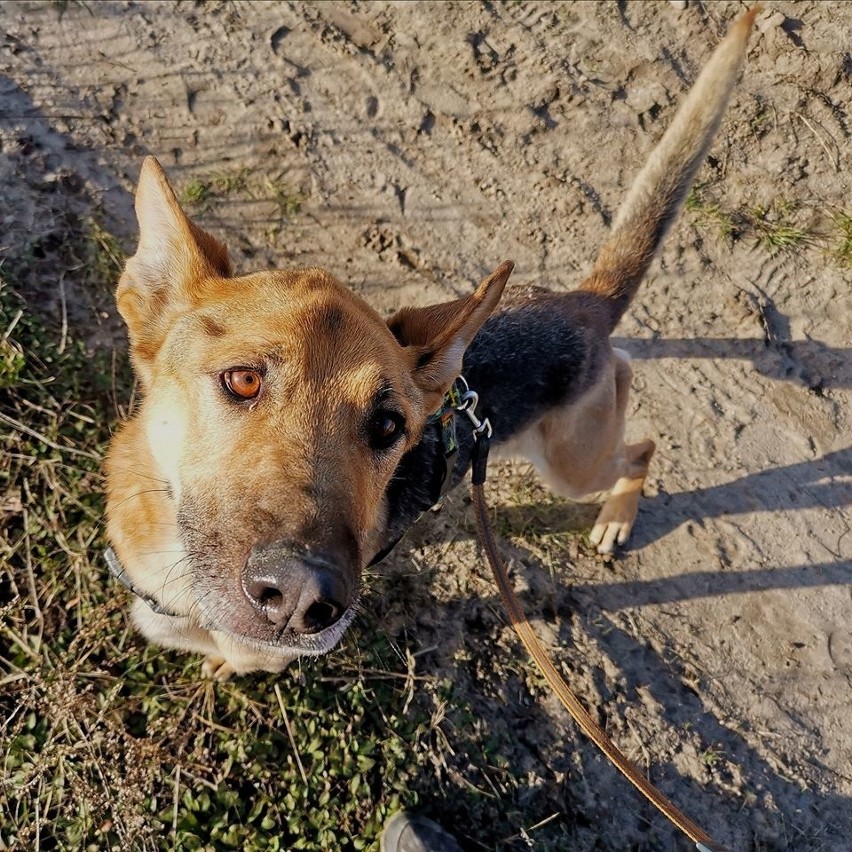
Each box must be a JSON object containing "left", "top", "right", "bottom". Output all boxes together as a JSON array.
[
  {"left": 588, "top": 348, "right": 655, "bottom": 553},
  {"left": 513, "top": 347, "right": 656, "bottom": 554}
]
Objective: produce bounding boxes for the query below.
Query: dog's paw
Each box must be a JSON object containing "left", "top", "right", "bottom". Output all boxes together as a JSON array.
[
  {"left": 590, "top": 492, "right": 639, "bottom": 554},
  {"left": 201, "top": 655, "right": 236, "bottom": 681},
  {"left": 590, "top": 517, "right": 633, "bottom": 554}
]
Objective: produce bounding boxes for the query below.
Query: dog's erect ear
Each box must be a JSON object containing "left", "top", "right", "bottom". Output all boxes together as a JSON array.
[
  {"left": 117, "top": 157, "right": 232, "bottom": 374},
  {"left": 387, "top": 260, "right": 514, "bottom": 411}
]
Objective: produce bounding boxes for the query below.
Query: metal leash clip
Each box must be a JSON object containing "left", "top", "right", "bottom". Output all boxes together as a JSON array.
[{"left": 453, "top": 375, "right": 492, "bottom": 440}]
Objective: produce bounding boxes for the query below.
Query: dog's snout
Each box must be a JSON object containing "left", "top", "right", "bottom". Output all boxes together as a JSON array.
[{"left": 241, "top": 543, "right": 350, "bottom": 634}]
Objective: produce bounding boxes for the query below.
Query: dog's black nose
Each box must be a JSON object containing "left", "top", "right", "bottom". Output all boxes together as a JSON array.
[
  {"left": 242, "top": 545, "right": 349, "bottom": 634},
  {"left": 291, "top": 571, "right": 347, "bottom": 634}
]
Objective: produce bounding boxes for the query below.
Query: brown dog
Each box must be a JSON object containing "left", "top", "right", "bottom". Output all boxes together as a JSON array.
[{"left": 106, "top": 11, "right": 756, "bottom": 679}]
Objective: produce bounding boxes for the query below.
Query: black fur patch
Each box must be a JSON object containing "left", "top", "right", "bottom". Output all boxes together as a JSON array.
[
  {"left": 377, "top": 293, "right": 606, "bottom": 554},
  {"left": 315, "top": 305, "right": 344, "bottom": 333}
]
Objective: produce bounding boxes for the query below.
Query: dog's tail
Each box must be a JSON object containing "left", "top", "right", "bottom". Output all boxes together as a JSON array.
[{"left": 580, "top": 7, "right": 759, "bottom": 331}]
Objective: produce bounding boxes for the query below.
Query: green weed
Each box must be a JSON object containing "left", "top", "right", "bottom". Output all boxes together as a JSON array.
[
  {"left": 181, "top": 177, "right": 212, "bottom": 210},
  {"left": 749, "top": 198, "right": 810, "bottom": 253},
  {"left": 829, "top": 209, "right": 852, "bottom": 268},
  {"left": 700, "top": 746, "right": 723, "bottom": 768},
  {"left": 685, "top": 186, "right": 738, "bottom": 241},
  {"left": 211, "top": 167, "right": 250, "bottom": 196},
  {"left": 265, "top": 179, "right": 303, "bottom": 219}
]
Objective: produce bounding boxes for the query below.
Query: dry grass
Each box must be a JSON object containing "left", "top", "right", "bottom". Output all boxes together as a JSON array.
[
  {"left": 0, "top": 225, "right": 589, "bottom": 851},
  {"left": 0, "top": 235, "right": 437, "bottom": 851}
]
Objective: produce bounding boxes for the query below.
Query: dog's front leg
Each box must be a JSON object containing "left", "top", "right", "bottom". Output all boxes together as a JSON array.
[{"left": 207, "top": 632, "right": 297, "bottom": 680}]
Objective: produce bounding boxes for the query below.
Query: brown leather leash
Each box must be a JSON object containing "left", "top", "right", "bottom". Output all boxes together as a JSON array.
[{"left": 463, "top": 397, "right": 731, "bottom": 852}]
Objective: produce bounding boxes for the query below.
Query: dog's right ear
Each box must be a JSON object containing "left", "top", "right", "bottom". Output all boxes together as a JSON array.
[{"left": 117, "top": 157, "right": 232, "bottom": 382}]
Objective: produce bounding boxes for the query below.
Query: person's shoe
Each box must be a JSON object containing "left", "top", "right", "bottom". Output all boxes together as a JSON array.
[{"left": 380, "top": 811, "right": 463, "bottom": 852}]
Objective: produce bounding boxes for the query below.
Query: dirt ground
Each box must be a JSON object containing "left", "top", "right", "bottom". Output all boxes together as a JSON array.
[{"left": 2, "top": 1, "right": 851, "bottom": 850}]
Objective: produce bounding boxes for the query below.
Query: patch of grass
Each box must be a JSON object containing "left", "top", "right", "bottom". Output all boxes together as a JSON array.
[
  {"left": 828, "top": 209, "right": 852, "bottom": 268},
  {"left": 181, "top": 168, "right": 303, "bottom": 229},
  {"left": 85, "top": 219, "right": 125, "bottom": 287},
  {"left": 748, "top": 198, "right": 810, "bottom": 254},
  {"left": 181, "top": 177, "right": 213, "bottom": 210},
  {"left": 685, "top": 187, "right": 841, "bottom": 263},
  {"left": 0, "top": 292, "right": 25, "bottom": 388},
  {"left": 258, "top": 178, "right": 306, "bottom": 246},
  {"left": 685, "top": 186, "right": 738, "bottom": 241},
  {"left": 266, "top": 179, "right": 304, "bottom": 219},
  {"left": 700, "top": 746, "right": 724, "bottom": 768},
  {"left": 211, "top": 167, "right": 250, "bottom": 196}
]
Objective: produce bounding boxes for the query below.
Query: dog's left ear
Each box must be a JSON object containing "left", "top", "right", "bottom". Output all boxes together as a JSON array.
[
  {"left": 117, "top": 157, "right": 232, "bottom": 384},
  {"left": 387, "top": 260, "right": 514, "bottom": 410}
]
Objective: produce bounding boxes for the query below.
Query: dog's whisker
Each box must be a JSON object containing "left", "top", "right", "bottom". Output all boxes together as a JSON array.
[
  {"left": 137, "top": 548, "right": 188, "bottom": 556},
  {"left": 111, "top": 488, "right": 173, "bottom": 511}
]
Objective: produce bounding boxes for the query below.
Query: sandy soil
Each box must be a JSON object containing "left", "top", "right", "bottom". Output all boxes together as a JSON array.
[{"left": 2, "top": 1, "right": 850, "bottom": 849}]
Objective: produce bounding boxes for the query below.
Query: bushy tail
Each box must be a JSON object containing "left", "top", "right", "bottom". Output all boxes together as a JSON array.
[{"left": 580, "top": 7, "right": 759, "bottom": 330}]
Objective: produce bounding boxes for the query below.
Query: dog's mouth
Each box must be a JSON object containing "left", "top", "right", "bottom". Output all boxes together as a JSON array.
[
  {"left": 239, "top": 601, "right": 358, "bottom": 656},
  {"left": 196, "top": 595, "right": 359, "bottom": 658},
  {"left": 175, "top": 525, "right": 361, "bottom": 657}
]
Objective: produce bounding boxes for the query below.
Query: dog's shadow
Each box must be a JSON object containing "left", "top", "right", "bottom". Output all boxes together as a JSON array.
[
  {"left": 630, "top": 443, "right": 851, "bottom": 552},
  {"left": 371, "top": 494, "right": 852, "bottom": 848},
  {"left": 612, "top": 333, "right": 852, "bottom": 391},
  {"left": 410, "top": 442, "right": 852, "bottom": 571}
]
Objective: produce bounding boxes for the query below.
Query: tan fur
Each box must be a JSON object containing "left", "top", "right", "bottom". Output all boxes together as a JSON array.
[
  {"left": 581, "top": 6, "right": 758, "bottom": 326},
  {"left": 513, "top": 8, "right": 757, "bottom": 551},
  {"left": 106, "top": 10, "right": 755, "bottom": 677}
]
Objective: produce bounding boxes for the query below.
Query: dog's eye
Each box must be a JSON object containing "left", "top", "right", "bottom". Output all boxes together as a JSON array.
[
  {"left": 222, "top": 369, "right": 262, "bottom": 400},
  {"left": 368, "top": 410, "right": 405, "bottom": 451}
]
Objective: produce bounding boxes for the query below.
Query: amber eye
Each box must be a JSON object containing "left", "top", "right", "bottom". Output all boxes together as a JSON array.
[
  {"left": 368, "top": 410, "right": 405, "bottom": 451},
  {"left": 222, "top": 369, "right": 262, "bottom": 400}
]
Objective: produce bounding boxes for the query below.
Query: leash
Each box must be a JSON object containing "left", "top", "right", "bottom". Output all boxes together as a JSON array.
[{"left": 459, "top": 386, "right": 731, "bottom": 852}]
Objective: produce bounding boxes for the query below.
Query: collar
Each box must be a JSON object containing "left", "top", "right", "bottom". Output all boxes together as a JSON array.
[
  {"left": 104, "top": 546, "right": 180, "bottom": 617},
  {"left": 431, "top": 379, "right": 463, "bottom": 497},
  {"left": 367, "top": 376, "right": 490, "bottom": 566}
]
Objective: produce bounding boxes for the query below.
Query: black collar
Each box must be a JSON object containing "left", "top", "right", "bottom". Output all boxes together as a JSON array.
[{"left": 365, "top": 381, "right": 464, "bottom": 567}]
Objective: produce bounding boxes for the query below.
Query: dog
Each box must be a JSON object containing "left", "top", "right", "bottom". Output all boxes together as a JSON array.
[{"left": 105, "top": 10, "right": 756, "bottom": 679}]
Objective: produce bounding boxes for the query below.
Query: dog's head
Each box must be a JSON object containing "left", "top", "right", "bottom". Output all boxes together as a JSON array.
[{"left": 108, "top": 157, "right": 512, "bottom": 657}]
